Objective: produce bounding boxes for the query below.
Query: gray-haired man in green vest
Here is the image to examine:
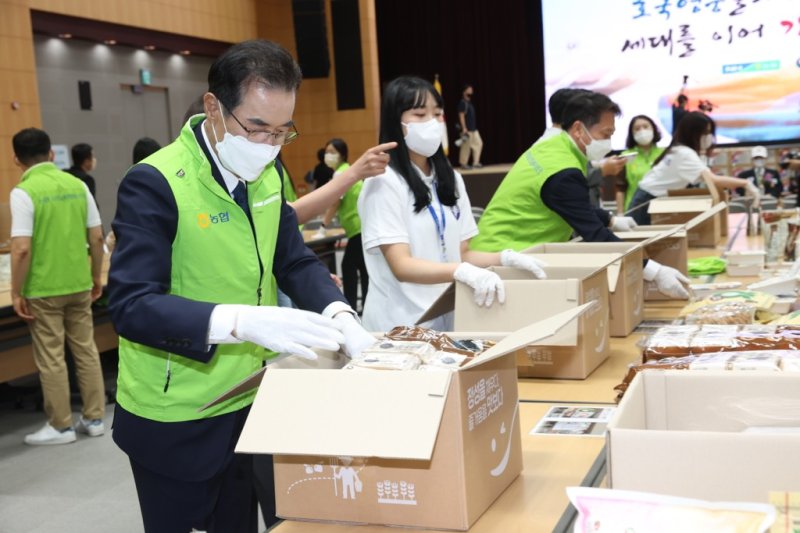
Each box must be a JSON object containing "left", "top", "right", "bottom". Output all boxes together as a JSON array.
[
  {"left": 10, "top": 128, "right": 107, "bottom": 446},
  {"left": 470, "top": 91, "right": 690, "bottom": 299}
]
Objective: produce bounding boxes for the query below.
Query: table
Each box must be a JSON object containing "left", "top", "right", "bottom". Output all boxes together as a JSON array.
[{"left": 272, "top": 212, "right": 773, "bottom": 533}]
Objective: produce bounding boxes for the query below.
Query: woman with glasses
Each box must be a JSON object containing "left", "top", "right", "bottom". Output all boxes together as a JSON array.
[{"left": 357, "top": 76, "right": 547, "bottom": 332}]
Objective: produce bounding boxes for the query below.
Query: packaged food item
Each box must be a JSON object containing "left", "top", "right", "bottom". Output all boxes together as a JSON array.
[
  {"left": 688, "top": 352, "right": 736, "bottom": 370},
  {"left": 384, "top": 326, "right": 475, "bottom": 356},
  {"left": 680, "top": 290, "right": 776, "bottom": 317},
  {"left": 684, "top": 301, "right": 757, "bottom": 325},
  {"left": 420, "top": 351, "right": 469, "bottom": 369},
  {"left": 640, "top": 326, "right": 699, "bottom": 362},
  {"left": 615, "top": 356, "right": 695, "bottom": 400},
  {"left": 567, "top": 487, "right": 775, "bottom": 533},
  {"left": 779, "top": 352, "right": 800, "bottom": 372},
  {"left": 359, "top": 340, "right": 436, "bottom": 360},
  {"left": 730, "top": 352, "right": 782, "bottom": 371},
  {"left": 346, "top": 352, "right": 421, "bottom": 371},
  {"left": 771, "top": 310, "right": 800, "bottom": 326},
  {"left": 689, "top": 329, "right": 739, "bottom": 354}
]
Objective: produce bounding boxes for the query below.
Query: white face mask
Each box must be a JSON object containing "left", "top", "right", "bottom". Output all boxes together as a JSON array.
[
  {"left": 753, "top": 159, "right": 766, "bottom": 169},
  {"left": 580, "top": 124, "right": 612, "bottom": 161},
  {"left": 212, "top": 101, "right": 281, "bottom": 182},
  {"left": 324, "top": 153, "right": 340, "bottom": 169},
  {"left": 403, "top": 118, "right": 442, "bottom": 157},
  {"left": 633, "top": 128, "right": 654, "bottom": 146},
  {"left": 699, "top": 133, "right": 716, "bottom": 153}
]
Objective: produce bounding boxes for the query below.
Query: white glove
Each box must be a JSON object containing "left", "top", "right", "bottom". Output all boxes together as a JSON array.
[
  {"left": 453, "top": 263, "right": 506, "bottom": 307},
  {"left": 499, "top": 249, "right": 547, "bottom": 279},
  {"left": 611, "top": 216, "right": 638, "bottom": 232},
  {"left": 744, "top": 181, "right": 761, "bottom": 209},
  {"left": 643, "top": 260, "right": 690, "bottom": 299},
  {"left": 231, "top": 305, "right": 345, "bottom": 360},
  {"left": 332, "top": 312, "right": 376, "bottom": 359},
  {"left": 313, "top": 226, "right": 327, "bottom": 240}
]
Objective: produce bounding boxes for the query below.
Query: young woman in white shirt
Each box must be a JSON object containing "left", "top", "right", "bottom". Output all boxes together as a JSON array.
[
  {"left": 358, "top": 76, "right": 546, "bottom": 332},
  {"left": 628, "top": 111, "right": 760, "bottom": 225}
]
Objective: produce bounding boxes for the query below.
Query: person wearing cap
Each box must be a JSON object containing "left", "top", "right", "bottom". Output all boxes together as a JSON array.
[{"left": 736, "top": 146, "right": 782, "bottom": 199}]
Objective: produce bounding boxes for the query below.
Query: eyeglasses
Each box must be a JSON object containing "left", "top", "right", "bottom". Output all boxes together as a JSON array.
[{"left": 222, "top": 104, "right": 299, "bottom": 146}]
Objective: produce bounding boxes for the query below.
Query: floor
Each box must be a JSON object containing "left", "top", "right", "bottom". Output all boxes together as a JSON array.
[{"left": 0, "top": 382, "right": 271, "bottom": 533}]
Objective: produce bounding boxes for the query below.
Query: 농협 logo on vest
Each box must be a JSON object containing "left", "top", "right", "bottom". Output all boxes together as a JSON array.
[{"left": 197, "top": 211, "right": 231, "bottom": 228}]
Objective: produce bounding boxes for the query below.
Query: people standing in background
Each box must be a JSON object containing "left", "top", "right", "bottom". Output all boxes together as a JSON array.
[
  {"left": 358, "top": 76, "right": 546, "bottom": 332},
  {"left": 318, "top": 138, "right": 368, "bottom": 312},
  {"left": 67, "top": 143, "right": 97, "bottom": 200},
  {"left": 672, "top": 94, "right": 689, "bottom": 135},
  {"left": 457, "top": 84, "right": 483, "bottom": 169},
  {"left": 307, "top": 148, "right": 334, "bottom": 190},
  {"left": 107, "top": 39, "right": 379, "bottom": 532},
  {"left": 10, "top": 128, "right": 106, "bottom": 446},
  {"left": 132, "top": 137, "right": 162, "bottom": 165},
  {"left": 628, "top": 112, "right": 760, "bottom": 226},
  {"left": 616, "top": 115, "right": 664, "bottom": 214},
  {"left": 737, "top": 146, "right": 782, "bottom": 199}
]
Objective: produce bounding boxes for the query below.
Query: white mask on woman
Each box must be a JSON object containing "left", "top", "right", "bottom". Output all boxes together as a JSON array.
[
  {"left": 699, "top": 133, "right": 716, "bottom": 153},
  {"left": 403, "top": 118, "right": 442, "bottom": 157},
  {"left": 212, "top": 100, "right": 281, "bottom": 182},
  {"left": 633, "top": 127, "right": 654, "bottom": 146},
  {"left": 324, "top": 153, "right": 340, "bottom": 169}
]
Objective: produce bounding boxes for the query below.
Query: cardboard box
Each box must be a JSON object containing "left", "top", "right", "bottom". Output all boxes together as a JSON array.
[
  {"left": 616, "top": 226, "right": 688, "bottom": 301},
  {"left": 523, "top": 243, "right": 644, "bottom": 337},
  {"left": 219, "top": 305, "right": 593, "bottom": 531},
  {"left": 725, "top": 250, "right": 766, "bottom": 277},
  {"left": 648, "top": 196, "right": 720, "bottom": 247},
  {"left": 607, "top": 371, "right": 800, "bottom": 502},
  {"left": 667, "top": 186, "right": 728, "bottom": 237},
  {"left": 418, "top": 264, "right": 611, "bottom": 379}
]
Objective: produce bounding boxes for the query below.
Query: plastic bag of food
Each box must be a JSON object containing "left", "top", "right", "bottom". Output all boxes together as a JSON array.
[
  {"left": 680, "top": 290, "right": 776, "bottom": 317},
  {"left": 639, "top": 326, "right": 699, "bottom": 362},
  {"left": 385, "top": 326, "right": 478, "bottom": 355},
  {"left": 567, "top": 487, "right": 775, "bottom": 533},
  {"left": 684, "top": 301, "right": 757, "bottom": 325}
]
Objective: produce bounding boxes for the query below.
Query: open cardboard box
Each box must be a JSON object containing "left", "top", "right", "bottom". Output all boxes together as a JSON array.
[
  {"left": 667, "top": 185, "right": 728, "bottom": 237},
  {"left": 648, "top": 196, "right": 720, "bottom": 247},
  {"left": 205, "top": 304, "right": 594, "bottom": 531},
  {"left": 522, "top": 244, "right": 644, "bottom": 337},
  {"left": 607, "top": 371, "right": 800, "bottom": 502},
  {"left": 418, "top": 264, "right": 611, "bottom": 379}
]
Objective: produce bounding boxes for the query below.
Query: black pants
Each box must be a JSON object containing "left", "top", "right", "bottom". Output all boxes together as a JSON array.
[
  {"left": 628, "top": 188, "right": 657, "bottom": 226},
  {"left": 253, "top": 454, "right": 280, "bottom": 529},
  {"left": 129, "top": 450, "right": 258, "bottom": 533},
  {"left": 342, "top": 233, "right": 368, "bottom": 311}
]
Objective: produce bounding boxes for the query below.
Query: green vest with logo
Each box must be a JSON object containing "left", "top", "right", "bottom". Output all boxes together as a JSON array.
[
  {"left": 16, "top": 163, "right": 91, "bottom": 298},
  {"left": 335, "top": 163, "right": 362, "bottom": 238},
  {"left": 470, "top": 132, "right": 587, "bottom": 252},
  {"left": 116, "top": 118, "right": 283, "bottom": 422},
  {"left": 624, "top": 145, "right": 664, "bottom": 209}
]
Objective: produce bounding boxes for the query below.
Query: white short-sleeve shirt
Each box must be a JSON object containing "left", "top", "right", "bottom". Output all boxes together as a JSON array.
[
  {"left": 637, "top": 145, "right": 707, "bottom": 197},
  {"left": 358, "top": 164, "right": 478, "bottom": 332}
]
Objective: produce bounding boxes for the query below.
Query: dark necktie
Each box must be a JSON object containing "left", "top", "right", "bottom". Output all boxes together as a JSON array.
[{"left": 232, "top": 180, "right": 252, "bottom": 222}]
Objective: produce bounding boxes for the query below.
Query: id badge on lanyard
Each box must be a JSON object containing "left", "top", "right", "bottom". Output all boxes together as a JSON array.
[{"left": 427, "top": 183, "right": 448, "bottom": 262}]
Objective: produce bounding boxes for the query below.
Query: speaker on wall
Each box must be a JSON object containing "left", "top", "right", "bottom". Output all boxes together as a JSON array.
[
  {"left": 331, "top": 0, "right": 365, "bottom": 110},
  {"left": 78, "top": 80, "right": 92, "bottom": 110},
  {"left": 292, "top": 0, "right": 330, "bottom": 78}
]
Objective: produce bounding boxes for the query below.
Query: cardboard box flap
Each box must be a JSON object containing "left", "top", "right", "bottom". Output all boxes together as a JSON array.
[
  {"left": 523, "top": 253, "right": 622, "bottom": 293},
  {"left": 647, "top": 197, "right": 713, "bottom": 214},
  {"left": 199, "top": 367, "right": 267, "bottom": 412},
  {"left": 616, "top": 228, "right": 686, "bottom": 241},
  {"left": 684, "top": 201, "right": 727, "bottom": 230},
  {"left": 637, "top": 226, "right": 686, "bottom": 248},
  {"left": 236, "top": 369, "right": 452, "bottom": 460},
  {"left": 416, "top": 283, "right": 455, "bottom": 324},
  {"left": 460, "top": 302, "right": 597, "bottom": 370}
]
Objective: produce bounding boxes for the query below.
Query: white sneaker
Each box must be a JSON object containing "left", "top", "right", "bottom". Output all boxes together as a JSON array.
[
  {"left": 76, "top": 417, "right": 105, "bottom": 437},
  {"left": 24, "top": 423, "right": 77, "bottom": 445}
]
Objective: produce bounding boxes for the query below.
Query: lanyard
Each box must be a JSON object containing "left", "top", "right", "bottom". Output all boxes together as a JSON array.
[{"left": 426, "top": 182, "right": 448, "bottom": 262}]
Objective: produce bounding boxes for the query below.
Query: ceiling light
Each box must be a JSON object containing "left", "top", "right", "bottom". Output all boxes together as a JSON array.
[
  {"left": 58, "top": 33, "right": 72, "bottom": 39},
  {"left": 104, "top": 39, "right": 117, "bottom": 45},
  {"left": 144, "top": 45, "right": 156, "bottom": 51},
  {"left": 179, "top": 50, "right": 191, "bottom": 56}
]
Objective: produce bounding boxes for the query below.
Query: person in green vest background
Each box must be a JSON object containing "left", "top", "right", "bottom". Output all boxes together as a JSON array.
[
  {"left": 616, "top": 114, "right": 664, "bottom": 215},
  {"left": 10, "top": 128, "right": 107, "bottom": 446},
  {"left": 470, "top": 91, "right": 691, "bottom": 299},
  {"left": 317, "top": 138, "right": 368, "bottom": 312},
  {"left": 107, "top": 40, "right": 389, "bottom": 532}
]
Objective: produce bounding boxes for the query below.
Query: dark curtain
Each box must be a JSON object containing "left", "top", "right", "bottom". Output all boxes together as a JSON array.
[{"left": 375, "top": 0, "right": 546, "bottom": 167}]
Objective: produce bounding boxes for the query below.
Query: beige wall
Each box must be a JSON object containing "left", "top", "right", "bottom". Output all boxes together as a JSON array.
[{"left": 0, "top": 0, "right": 379, "bottom": 227}]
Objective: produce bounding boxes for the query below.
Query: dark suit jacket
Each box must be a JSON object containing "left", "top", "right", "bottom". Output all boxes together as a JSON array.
[
  {"left": 66, "top": 166, "right": 96, "bottom": 199},
  {"left": 108, "top": 122, "right": 347, "bottom": 480},
  {"left": 737, "top": 167, "right": 783, "bottom": 198}
]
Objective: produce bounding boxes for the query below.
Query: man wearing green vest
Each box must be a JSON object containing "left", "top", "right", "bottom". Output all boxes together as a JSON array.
[
  {"left": 107, "top": 40, "right": 383, "bottom": 533},
  {"left": 10, "top": 128, "right": 107, "bottom": 446},
  {"left": 470, "top": 91, "right": 690, "bottom": 299}
]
